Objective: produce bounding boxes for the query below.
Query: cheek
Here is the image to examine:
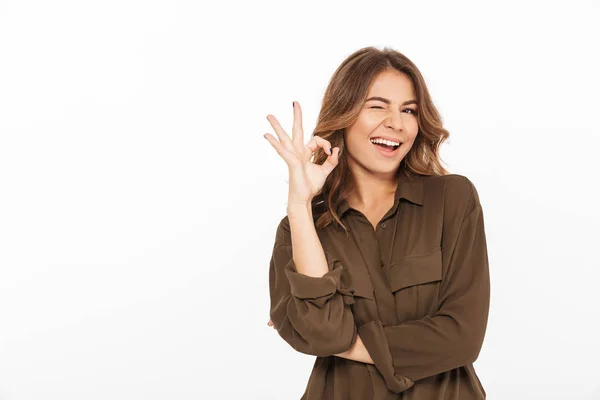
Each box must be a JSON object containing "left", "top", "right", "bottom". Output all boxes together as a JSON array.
[
  {"left": 404, "top": 138, "right": 417, "bottom": 150},
  {"left": 363, "top": 114, "right": 384, "bottom": 128},
  {"left": 403, "top": 115, "right": 419, "bottom": 128},
  {"left": 345, "top": 119, "right": 376, "bottom": 142}
]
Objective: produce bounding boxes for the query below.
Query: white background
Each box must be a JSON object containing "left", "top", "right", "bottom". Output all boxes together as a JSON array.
[{"left": 1, "top": 0, "right": 599, "bottom": 399}]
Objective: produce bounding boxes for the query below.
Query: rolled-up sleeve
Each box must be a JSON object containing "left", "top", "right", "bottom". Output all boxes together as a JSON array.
[
  {"left": 268, "top": 216, "right": 358, "bottom": 357},
  {"left": 358, "top": 180, "right": 490, "bottom": 393}
]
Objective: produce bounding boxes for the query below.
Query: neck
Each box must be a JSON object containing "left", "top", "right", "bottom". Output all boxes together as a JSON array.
[{"left": 347, "top": 168, "right": 398, "bottom": 209}]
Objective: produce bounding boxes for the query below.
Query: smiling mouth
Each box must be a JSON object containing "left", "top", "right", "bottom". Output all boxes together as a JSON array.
[{"left": 371, "top": 141, "right": 401, "bottom": 152}]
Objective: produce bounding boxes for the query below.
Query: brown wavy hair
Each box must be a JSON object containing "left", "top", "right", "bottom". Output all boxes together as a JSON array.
[{"left": 309, "top": 46, "right": 451, "bottom": 234}]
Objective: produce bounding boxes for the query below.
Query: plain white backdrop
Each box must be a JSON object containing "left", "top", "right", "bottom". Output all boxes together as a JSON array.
[{"left": 1, "top": 0, "right": 599, "bottom": 399}]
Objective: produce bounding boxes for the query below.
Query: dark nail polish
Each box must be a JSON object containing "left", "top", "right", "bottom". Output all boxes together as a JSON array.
[
  {"left": 292, "top": 101, "right": 295, "bottom": 108},
  {"left": 329, "top": 148, "right": 333, "bottom": 155}
]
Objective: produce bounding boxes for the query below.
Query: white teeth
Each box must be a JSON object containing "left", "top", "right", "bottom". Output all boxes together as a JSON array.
[{"left": 370, "top": 138, "right": 400, "bottom": 146}]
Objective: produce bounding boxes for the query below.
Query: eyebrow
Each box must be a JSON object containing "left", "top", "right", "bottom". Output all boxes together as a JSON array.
[{"left": 365, "top": 96, "right": 417, "bottom": 106}]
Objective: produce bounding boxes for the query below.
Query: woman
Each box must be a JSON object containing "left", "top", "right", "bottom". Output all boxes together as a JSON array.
[{"left": 263, "top": 46, "right": 490, "bottom": 399}]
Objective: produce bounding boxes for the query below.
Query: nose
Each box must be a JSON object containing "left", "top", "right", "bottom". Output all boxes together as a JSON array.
[{"left": 384, "top": 109, "right": 404, "bottom": 132}]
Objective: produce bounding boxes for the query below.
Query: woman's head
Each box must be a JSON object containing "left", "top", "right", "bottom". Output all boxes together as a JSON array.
[
  {"left": 344, "top": 68, "right": 420, "bottom": 178},
  {"left": 310, "top": 46, "right": 450, "bottom": 232}
]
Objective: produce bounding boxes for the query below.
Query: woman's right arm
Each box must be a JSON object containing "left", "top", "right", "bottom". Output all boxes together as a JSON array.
[
  {"left": 268, "top": 205, "right": 358, "bottom": 357},
  {"left": 265, "top": 101, "right": 354, "bottom": 356}
]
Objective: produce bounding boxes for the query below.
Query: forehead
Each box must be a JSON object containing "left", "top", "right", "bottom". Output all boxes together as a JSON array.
[{"left": 367, "top": 70, "right": 415, "bottom": 99}]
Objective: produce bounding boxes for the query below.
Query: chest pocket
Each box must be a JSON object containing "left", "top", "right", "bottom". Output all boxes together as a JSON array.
[{"left": 389, "top": 246, "right": 442, "bottom": 322}]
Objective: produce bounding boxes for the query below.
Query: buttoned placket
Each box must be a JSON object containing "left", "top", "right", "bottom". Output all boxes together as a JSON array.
[{"left": 345, "top": 199, "right": 403, "bottom": 327}]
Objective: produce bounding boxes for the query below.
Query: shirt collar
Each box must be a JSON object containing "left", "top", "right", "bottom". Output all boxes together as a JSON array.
[{"left": 336, "top": 171, "right": 424, "bottom": 217}]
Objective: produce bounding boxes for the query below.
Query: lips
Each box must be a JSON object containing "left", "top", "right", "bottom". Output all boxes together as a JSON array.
[
  {"left": 370, "top": 136, "right": 403, "bottom": 144},
  {"left": 372, "top": 140, "right": 401, "bottom": 158}
]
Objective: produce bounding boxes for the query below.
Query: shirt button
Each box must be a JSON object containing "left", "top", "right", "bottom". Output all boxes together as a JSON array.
[{"left": 380, "top": 222, "right": 387, "bottom": 228}]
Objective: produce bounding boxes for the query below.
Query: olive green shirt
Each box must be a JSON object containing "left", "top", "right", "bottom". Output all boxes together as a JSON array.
[{"left": 268, "top": 172, "right": 490, "bottom": 399}]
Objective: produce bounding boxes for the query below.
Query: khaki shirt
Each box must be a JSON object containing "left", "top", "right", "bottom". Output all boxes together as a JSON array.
[{"left": 268, "top": 172, "right": 490, "bottom": 399}]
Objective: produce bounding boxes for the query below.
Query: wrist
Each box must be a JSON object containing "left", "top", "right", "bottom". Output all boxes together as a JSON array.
[{"left": 286, "top": 202, "right": 312, "bottom": 216}]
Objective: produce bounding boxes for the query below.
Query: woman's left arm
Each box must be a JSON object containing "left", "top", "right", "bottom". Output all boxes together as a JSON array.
[
  {"left": 351, "top": 178, "right": 491, "bottom": 394},
  {"left": 335, "top": 205, "right": 488, "bottom": 371}
]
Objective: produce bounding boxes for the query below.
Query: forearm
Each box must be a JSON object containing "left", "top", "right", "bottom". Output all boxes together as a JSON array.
[
  {"left": 334, "top": 333, "right": 374, "bottom": 364},
  {"left": 287, "top": 204, "right": 329, "bottom": 278},
  {"left": 268, "top": 209, "right": 357, "bottom": 356}
]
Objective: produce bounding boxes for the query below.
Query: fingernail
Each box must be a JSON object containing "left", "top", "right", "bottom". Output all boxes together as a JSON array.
[
  {"left": 329, "top": 148, "right": 333, "bottom": 155},
  {"left": 292, "top": 101, "right": 295, "bottom": 108}
]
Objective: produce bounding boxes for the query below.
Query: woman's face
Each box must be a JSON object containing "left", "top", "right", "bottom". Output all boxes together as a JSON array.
[{"left": 344, "top": 69, "right": 419, "bottom": 175}]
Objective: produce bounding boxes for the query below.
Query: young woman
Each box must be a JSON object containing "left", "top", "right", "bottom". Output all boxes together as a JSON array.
[{"left": 263, "top": 46, "right": 490, "bottom": 399}]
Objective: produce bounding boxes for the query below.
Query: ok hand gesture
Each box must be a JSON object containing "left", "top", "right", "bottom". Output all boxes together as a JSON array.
[{"left": 264, "top": 101, "right": 340, "bottom": 206}]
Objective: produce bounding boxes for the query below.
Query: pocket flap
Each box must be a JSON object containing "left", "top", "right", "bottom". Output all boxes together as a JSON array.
[{"left": 389, "top": 246, "right": 442, "bottom": 292}]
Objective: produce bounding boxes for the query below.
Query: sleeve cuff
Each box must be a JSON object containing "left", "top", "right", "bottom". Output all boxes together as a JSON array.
[
  {"left": 283, "top": 254, "right": 355, "bottom": 308},
  {"left": 357, "top": 320, "right": 414, "bottom": 394}
]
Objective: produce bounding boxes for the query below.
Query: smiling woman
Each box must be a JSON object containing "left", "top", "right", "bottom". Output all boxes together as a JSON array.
[{"left": 264, "top": 46, "right": 489, "bottom": 400}]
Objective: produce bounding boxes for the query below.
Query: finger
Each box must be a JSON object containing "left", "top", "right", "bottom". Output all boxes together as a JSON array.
[
  {"left": 291, "top": 101, "right": 304, "bottom": 146},
  {"left": 320, "top": 147, "right": 340, "bottom": 175},
  {"left": 264, "top": 133, "right": 296, "bottom": 165},
  {"left": 266, "top": 114, "right": 293, "bottom": 150},
  {"left": 306, "top": 135, "right": 333, "bottom": 157}
]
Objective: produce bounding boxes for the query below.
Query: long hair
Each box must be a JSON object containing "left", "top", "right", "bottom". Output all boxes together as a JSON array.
[{"left": 310, "top": 46, "right": 450, "bottom": 233}]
